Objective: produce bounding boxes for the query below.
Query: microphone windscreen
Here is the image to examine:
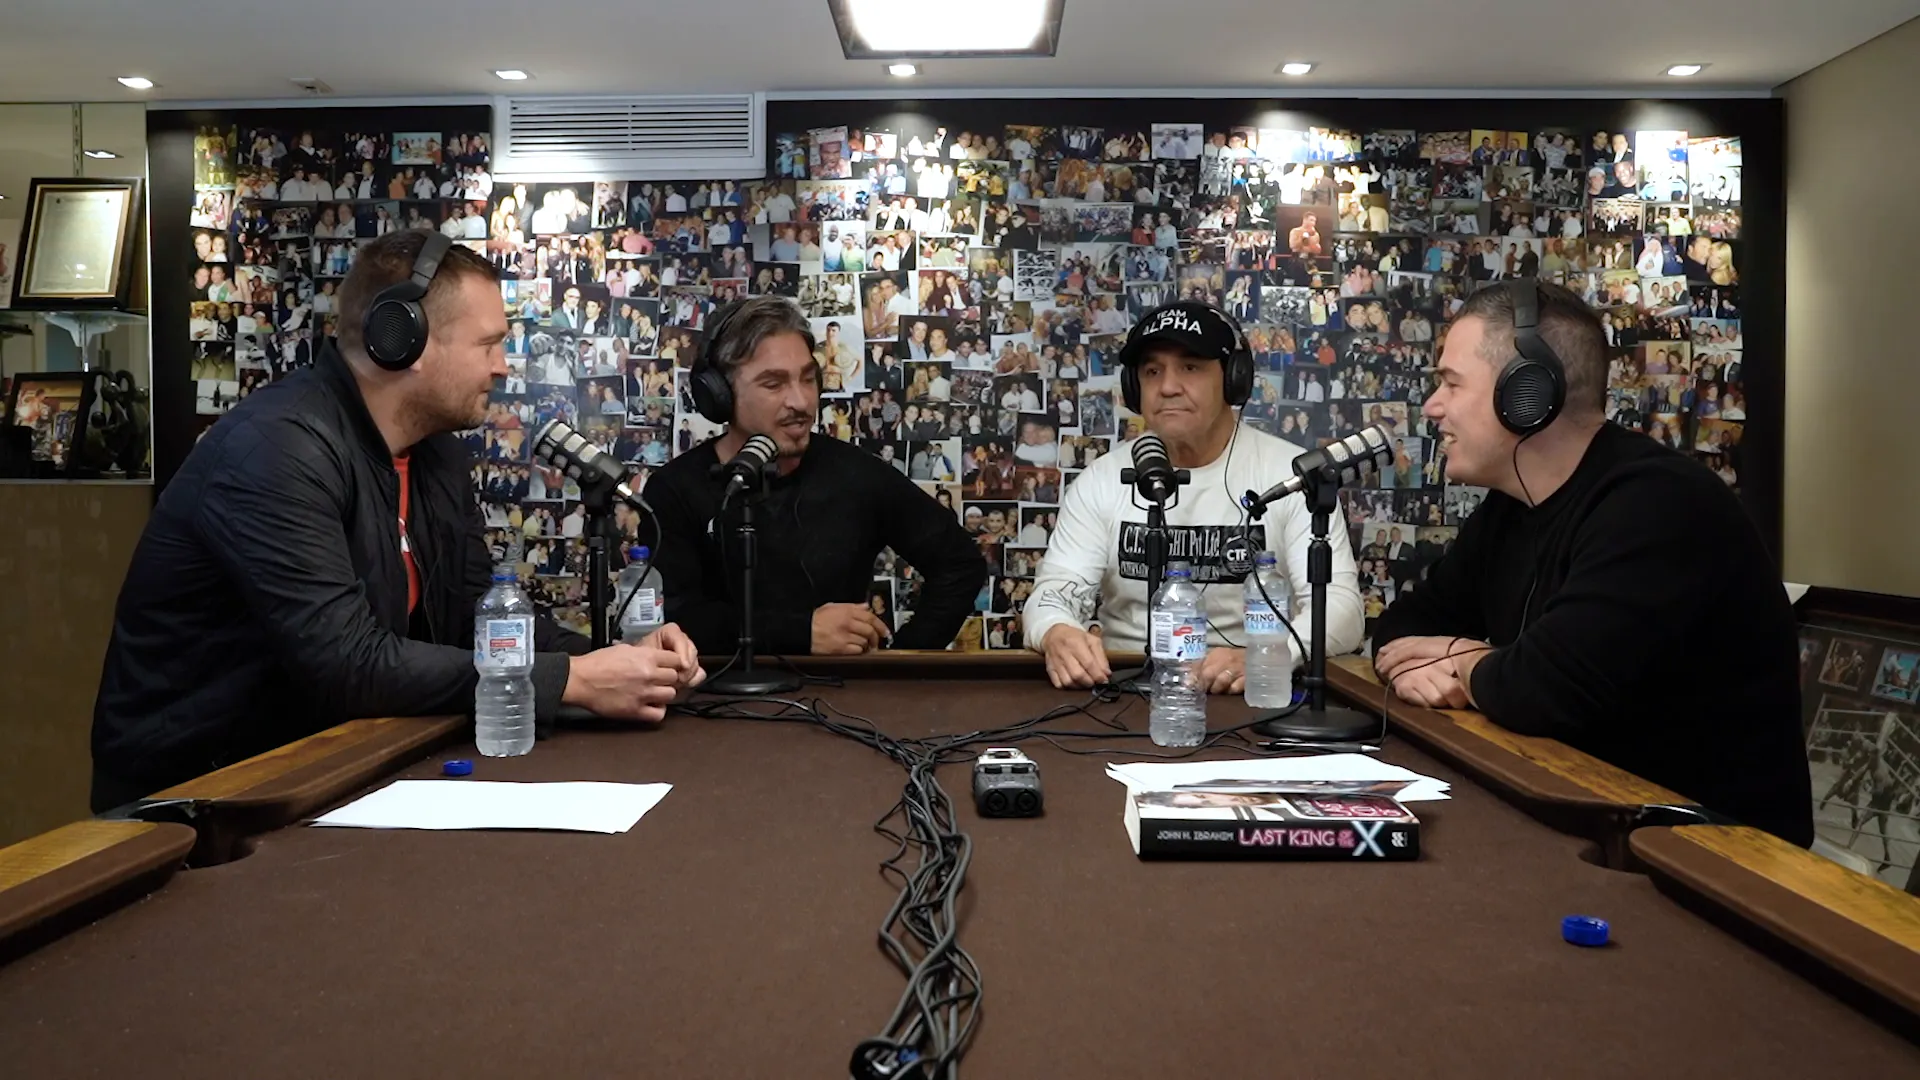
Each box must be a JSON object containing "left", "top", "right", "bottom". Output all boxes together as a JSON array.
[
  {"left": 1132, "top": 433, "right": 1169, "bottom": 463},
  {"left": 742, "top": 433, "right": 778, "bottom": 465}
]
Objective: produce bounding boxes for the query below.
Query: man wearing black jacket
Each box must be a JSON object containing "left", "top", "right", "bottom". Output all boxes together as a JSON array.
[
  {"left": 1371, "top": 279, "right": 1812, "bottom": 845},
  {"left": 647, "top": 297, "right": 986, "bottom": 656},
  {"left": 92, "top": 230, "right": 701, "bottom": 810}
]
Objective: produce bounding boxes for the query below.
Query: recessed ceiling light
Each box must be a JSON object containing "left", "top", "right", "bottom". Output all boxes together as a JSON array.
[
  {"left": 1666, "top": 63, "right": 1705, "bottom": 77},
  {"left": 493, "top": 69, "right": 531, "bottom": 81},
  {"left": 888, "top": 62, "right": 919, "bottom": 77},
  {"left": 83, "top": 149, "right": 119, "bottom": 159},
  {"left": 116, "top": 76, "right": 154, "bottom": 90},
  {"left": 830, "top": 0, "right": 1062, "bottom": 58},
  {"left": 1279, "top": 61, "right": 1315, "bottom": 76}
]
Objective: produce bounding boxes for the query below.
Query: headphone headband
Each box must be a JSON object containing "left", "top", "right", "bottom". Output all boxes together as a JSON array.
[
  {"left": 1511, "top": 275, "right": 1540, "bottom": 333},
  {"left": 411, "top": 230, "right": 452, "bottom": 290}
]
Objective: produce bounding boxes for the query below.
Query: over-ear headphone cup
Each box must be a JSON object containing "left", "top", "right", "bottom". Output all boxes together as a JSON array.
[
  {"left": 365, "top": 300, "right": 426, "bottom": 371},
  {"left": 1225, "top": 351, "right": 1254, "bottom": 407},
  {"left": 1120, "top": 364, "right": 1141, "bottom": 414},
  {"left": 691, "top": 366, "right": 732, "bottom": 425},
  {"left": 1498, "top": 360, "right": 1562, "bottom": 434}
]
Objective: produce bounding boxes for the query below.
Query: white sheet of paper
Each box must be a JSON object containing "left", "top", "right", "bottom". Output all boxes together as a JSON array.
[
  {"left": 1105, "top": 754, "right": 1452, "bottom": 802},
  {"left": 311, "top": 780, "right": 672, "bottom": 834}
]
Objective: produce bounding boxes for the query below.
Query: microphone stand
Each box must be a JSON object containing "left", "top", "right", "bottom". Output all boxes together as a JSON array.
[
  {"left": 702, "top": 468, "right": 802, "bottom": 697},
  {"left": 1112, "top": 465, "right": 1190, "bottom": 692},
  {"left": 1246, "top": 466, "right": 1378, "bottom": 742},
  {"left": 543, "top": 475, "right": 619, "bottom": 739},
  {"left": 582, "top": 482, "right": 614, "bottom": 651}
]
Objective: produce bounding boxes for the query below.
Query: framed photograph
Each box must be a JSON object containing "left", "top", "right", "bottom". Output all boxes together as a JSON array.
[
  {"left": 1871, "top": 648, "right": 1919, "bottom": 705},
  {"left": 3, "top": 372, "right": 96, "bottom": 477},
  {"left": 10, "top": 178, "right": 143, "bottom": 310},
  {"left": 1819, "top": 638, "right": 1875, "bottom": 693}
]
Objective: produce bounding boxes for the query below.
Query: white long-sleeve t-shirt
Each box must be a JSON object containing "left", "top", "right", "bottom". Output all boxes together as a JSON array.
[{"left": 1023, "top": 424, "right": 1365, "bottom": 667}]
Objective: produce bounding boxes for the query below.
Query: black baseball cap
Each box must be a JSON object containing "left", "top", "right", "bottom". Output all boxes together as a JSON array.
[{"left": 1118, "top": 301, "right": 1241, "bottom": 368}]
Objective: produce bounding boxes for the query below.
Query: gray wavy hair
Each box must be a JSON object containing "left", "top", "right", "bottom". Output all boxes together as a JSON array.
[{"left": 705, "top": 296, "right": 815, "bottom": 380}]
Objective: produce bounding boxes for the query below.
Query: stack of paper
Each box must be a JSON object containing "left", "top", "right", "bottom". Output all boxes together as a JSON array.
[
  {"left": 1106, "top": 754, "right": 1451, "bottom": 802},
  {"left": 311, "top": 780, "right": 673, "bottom": 834}
]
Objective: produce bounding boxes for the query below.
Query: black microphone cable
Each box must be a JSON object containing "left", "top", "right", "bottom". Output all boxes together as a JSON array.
[{"left": 669, "top": 684, "right": 1319, "bottom": 1077}]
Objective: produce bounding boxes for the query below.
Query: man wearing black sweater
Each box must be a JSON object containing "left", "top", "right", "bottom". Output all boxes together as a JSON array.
[
  {"left": 1372, "top": 280, "right": 1812, "bottom": 845},
  {"left": 646, "top": 297, "right": 986, "bottom": 656}
]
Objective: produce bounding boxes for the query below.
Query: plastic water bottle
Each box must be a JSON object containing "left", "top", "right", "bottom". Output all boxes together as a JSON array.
[
  {"left": 473, "top": 569, "right": 535, "bottom": 757},
  {"left": 1243, "top": 551, "right": 1294, "bottom": 709},
  {"left": 616, "top": 546, "right": 665, "bottom": 642},
  {"left": 1148, "top": 562, "right": 1208, "bottom": 747}
]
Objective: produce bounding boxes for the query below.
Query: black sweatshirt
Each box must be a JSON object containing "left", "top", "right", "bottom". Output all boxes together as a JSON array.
[
  {"left": 644, "top": 434, "right": 987, "bottom": 655},
  {"left": 1371, "top": 423, "right": 1813, "bottom": 846}
]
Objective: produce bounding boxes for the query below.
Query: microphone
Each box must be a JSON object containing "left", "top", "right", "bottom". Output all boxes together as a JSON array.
[
  {"left": 1125, "top": 433, "right": 1183, "bottom": 505},
  {"left": 1243, "top": 424, "right": 1395, "bottom": 514},
  {"left": 719, "top": 433, "right": 779, "bottom": 500},
  {"left": 531, "top": 419, "right": 651, "bottom": 513}
]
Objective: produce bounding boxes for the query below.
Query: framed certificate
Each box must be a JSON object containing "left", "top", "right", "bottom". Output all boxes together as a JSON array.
[{"left": 10, "top": 178, "right": 143, "bottom": 310}]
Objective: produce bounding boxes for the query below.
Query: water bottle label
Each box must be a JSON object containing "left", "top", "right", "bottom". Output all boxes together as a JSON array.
[
  {"left": 636, "top": 588, "right": 664, "bottom": 627},
  {"left": 1245, "top": 600, "right": 1280, "bottom": 636},
  {"left": 1150, "top": 613, "right": 1207, "bottom": 662},
  {"left": 476, "top": 616, "right": 532, "bottom": 668}
]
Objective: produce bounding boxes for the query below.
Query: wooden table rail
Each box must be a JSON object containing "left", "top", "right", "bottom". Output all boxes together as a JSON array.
[
  {"left": 144, "top": 714, "right": 468, "bottom": 864},
  {"left": 0, "top": 820, "right": 196, "bottom": 963},
  {"left": 1634, "top": 824, "right": 1920, "bottom": 1029}
]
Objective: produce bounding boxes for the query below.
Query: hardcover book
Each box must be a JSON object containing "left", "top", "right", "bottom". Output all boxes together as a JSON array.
[{"left": 1124, "top": 781, "right": 1421, "bottom": 860}]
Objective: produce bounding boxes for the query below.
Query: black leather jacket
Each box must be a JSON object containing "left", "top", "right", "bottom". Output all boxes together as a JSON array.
[{"left": 92, "top": 347, "right": 585, "bottom": 796}]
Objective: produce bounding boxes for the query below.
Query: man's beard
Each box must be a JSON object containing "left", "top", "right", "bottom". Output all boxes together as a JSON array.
[{"left": 405, "top": 385, "right": 486, "bottom": 441}]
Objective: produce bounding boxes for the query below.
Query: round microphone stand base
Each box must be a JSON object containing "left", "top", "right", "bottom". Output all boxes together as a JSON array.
[
  {"left": 699, "top": 667, "right": 803, "bottom": 697},
  {"left": 1252, "top": 703, "right": 1379, "bottom": 744}
]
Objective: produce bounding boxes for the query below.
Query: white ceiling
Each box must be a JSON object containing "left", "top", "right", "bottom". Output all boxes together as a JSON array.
[{"left": 0, "top": 0, "right": 1916, "bottom": 103}]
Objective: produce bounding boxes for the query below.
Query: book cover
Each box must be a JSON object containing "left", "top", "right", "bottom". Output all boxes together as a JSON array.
[{"left": 1124, "top": 781, "right": 1421, "bottom": 861}]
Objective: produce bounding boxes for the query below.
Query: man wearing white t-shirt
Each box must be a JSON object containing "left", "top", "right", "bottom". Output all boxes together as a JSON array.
[
  {"left": 1025, "top": 301, "right": 1364, "bottom": 691},
  {"left": 884, "top": 279, "right": 919, "bottom": 324},
  {"left": 762, "top": 187, "right": 795, "bottom": 224}
]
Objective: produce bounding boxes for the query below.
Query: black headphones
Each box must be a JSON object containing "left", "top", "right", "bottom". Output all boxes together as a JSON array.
[
  {"left": 689, "top": 299, "right": 753, "bottom": 424},
  {"left": 1493, "top": 277, "right": 1568, "bottom": 436},
  {"left": 1119, "top": 302, "right": 1256, "bottom": 414},
  {"left": 363, "top": 230, "right": 454, "bottom": 371}
]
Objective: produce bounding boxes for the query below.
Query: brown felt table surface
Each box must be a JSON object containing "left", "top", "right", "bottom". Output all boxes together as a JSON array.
[{"left": 3, "top": 680, "right": 1916, "bottom": 1078}]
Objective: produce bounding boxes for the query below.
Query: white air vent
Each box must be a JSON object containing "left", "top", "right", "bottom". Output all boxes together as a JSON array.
[{"left": 493, "top": 94, "right": 765, "bottom": 181}]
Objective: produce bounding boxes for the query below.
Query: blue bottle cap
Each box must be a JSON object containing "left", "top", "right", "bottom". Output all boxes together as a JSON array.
[
  {"left": 443, "top": 759, "right": 474, "bottom": 777},
  {"left": 630, "top": 545, "right": 650, "bottom": 561},
  {"left": 1561, "top": 915, "right": 1609, "bottom": 947}
]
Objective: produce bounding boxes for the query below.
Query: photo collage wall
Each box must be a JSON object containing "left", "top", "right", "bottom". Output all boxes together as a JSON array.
[
  {"left": 178, "top": 111, "right": 1746, "bottom": 653},
  {"left": 184, "top": 123, "right": 493, "bottom": 423}
]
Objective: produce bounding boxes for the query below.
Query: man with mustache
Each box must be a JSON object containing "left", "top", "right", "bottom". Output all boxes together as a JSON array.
[{"left": 644, "top": 297, "right": 986, "bottom": 655}]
